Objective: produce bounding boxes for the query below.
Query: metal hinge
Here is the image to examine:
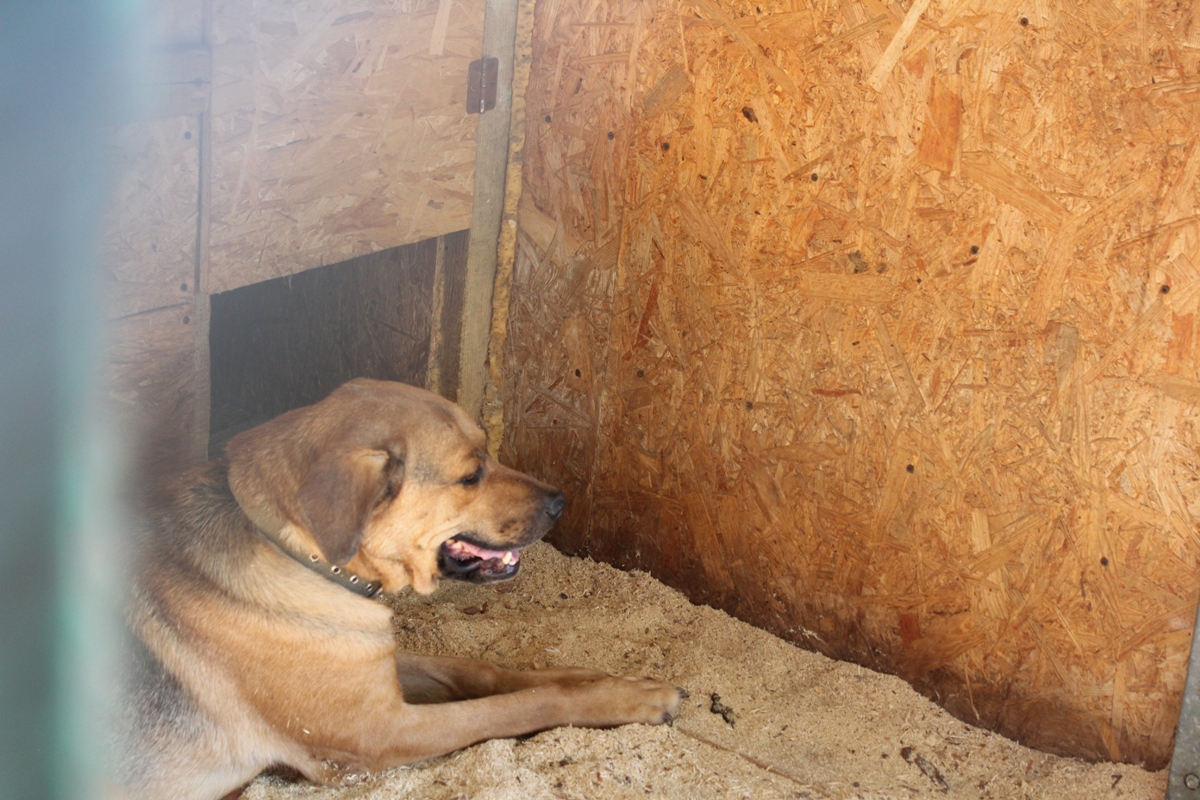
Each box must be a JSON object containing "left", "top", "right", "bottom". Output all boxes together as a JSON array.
[{"left": 466, "top": 57, "right": 498, "bottom": 114}]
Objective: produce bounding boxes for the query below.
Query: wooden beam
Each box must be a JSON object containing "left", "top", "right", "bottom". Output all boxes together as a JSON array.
[
  {"left": 193, "top": 0, "right": 213, "bottom": 461},
  {"left": 457, "top": 0, "right": 520, "bottom": 418},
  {"left": 426, "top": 231, "right": 471, "bottom": 400}
]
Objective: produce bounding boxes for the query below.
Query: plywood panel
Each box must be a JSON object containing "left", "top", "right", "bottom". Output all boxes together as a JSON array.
[
  {"left": 99, "top": 114, "right": 203, "bottom": 461},
  {"left": 426, "top": 229, "right": 472, "bottom": 398},
  {"left": 500, "top": 0, "right": 1200, "bottom": 768},
  {"left": 208, "top": 0, "right": 484, "bottom": 293},
  {"left": 106, "top": 303, "right": 204, "bottom": 459},
  {"left": 99, "top": 117, "right": 199, "bottom": 318},
  {"left": 96, "top": 0, "right": 211, "bottom": 463}
]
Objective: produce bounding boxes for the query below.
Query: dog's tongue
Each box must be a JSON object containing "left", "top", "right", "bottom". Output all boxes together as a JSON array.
[{"left": 444, "top": 538, "right": 520, "bottom": 564}]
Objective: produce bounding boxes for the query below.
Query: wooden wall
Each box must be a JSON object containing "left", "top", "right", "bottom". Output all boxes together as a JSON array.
[
  {"left": 208, "top": 0, "right": 483, "bottom": 294},
  {"left": 98, "top": 7, "right": 208, "bottom": 459},
  {"left": 100, "top": 0, "right": 483, "bottom": 459},
  {"left": 498, "top": 0, "right": 1200, "bottom": 768}
]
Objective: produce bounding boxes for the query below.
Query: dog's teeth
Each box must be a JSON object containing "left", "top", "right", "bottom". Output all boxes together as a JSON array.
[{"left": 501, "top": 551, "right": 514, "bottom": 565}]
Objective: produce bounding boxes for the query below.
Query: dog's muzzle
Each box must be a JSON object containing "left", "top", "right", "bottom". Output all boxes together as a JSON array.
[
  {"left": 438, "top": 537, "right": 523, "bottom": 583},
  {"left": 438, "top": 491, "right": 565, "bottom": 583}
]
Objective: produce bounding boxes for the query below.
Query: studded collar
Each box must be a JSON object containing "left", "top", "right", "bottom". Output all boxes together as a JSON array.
[{"left": 242, "top": 506, "right": 382, "bottom": 599}]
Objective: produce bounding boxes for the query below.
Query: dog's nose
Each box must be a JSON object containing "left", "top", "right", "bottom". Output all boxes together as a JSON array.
[{"left": 544, "top": 491, "right": 566, "bottom": 521}]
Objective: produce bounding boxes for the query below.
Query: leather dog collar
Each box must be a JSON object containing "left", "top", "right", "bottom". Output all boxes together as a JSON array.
[
  {"left": 283, "top": 541, "right": 383, "bottom": 599},
  {"left": 243, "top": 507, "right": 382, "bottom": 599}
]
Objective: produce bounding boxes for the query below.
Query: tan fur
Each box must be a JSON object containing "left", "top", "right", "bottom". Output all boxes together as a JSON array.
[{"left": 119, "top": 379, "right": 681, "bottom": 800}]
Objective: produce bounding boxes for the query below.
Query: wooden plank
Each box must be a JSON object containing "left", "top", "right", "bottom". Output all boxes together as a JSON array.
[
  {"left": 98, "top": 0, "right": 212, "bottom": 465},
  {"left": 98, "top": 113, "right": 205, "bottom": 466},
  {"left": 106, "top": 303, "right": 203, "bottom": 463},
  {"left": 426, "top": 230, "right": 472, "bottom": 399},
  {"left": 98, "top": 116, "right": 198, "bottom": 316},
  {"left": 194, "top": 0, "right": 214, "bottom": 460},
  {"left": 207, "top": 0, "right": 484, "bottom": 293},
  {"left": 458, "top": 0, "right": 522, "bottom": 418}
]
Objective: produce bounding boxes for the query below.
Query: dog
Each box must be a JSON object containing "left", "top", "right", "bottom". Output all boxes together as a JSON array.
[{"left": 117, "top": 378, "right": 682, "bottom": 800}]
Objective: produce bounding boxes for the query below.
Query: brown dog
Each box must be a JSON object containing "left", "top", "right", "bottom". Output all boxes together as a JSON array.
[{"left": 117, "top": 379, "right": 682, "bottom": 800}]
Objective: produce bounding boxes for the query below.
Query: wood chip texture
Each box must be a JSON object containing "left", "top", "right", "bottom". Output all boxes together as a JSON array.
[
  {"left": 498, "top": 0, "right": 1200, "bottom": 769},
  {"left": 207, "top": 0, "right": 483, "bottom": 293},
  {"left": 98, "top": 5, "right": 207, "bottom": 464}
]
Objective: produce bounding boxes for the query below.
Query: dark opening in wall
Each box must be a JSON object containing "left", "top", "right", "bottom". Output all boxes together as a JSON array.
[{"left": 208, "top": 230, "right": 469, "bottom": 455}]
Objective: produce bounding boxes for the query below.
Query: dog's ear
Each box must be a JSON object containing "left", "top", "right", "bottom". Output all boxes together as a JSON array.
[{"left": 299, "top": 448, "right": 404, "bottom": 565}]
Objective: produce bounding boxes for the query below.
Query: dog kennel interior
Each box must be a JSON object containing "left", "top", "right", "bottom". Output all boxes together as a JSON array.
[{"left": 99, "top": 0, "right": 1200, "bottom": 780}]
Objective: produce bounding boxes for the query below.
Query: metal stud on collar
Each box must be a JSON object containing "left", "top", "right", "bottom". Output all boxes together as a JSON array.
[{"left": 249, "top": 525, "right": 381, "bottom": 599}]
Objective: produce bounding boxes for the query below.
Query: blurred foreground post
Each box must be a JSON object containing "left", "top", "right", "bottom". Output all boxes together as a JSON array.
[{"left": 0, "top": 2, "right": 135, "bottom": 798}]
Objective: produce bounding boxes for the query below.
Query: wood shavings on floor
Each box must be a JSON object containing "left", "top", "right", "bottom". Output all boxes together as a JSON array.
[{"left": 242, "top": 543, "right": 1167, "bottom": 799}]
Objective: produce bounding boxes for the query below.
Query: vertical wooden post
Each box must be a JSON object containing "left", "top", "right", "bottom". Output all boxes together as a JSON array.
[
  {"left": 457, "top": 0, "right": 519, "bottom": 418},
  {"left": 192, "top": 0, "right": 213, "bottom": 460},
  {"left": 426, "top": 235, "right": 448, "bottom": 394}
]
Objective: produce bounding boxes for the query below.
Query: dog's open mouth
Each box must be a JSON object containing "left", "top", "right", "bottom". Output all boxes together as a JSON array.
[{"left": 437, "top": 537, "right": 522, "bottom": 583}]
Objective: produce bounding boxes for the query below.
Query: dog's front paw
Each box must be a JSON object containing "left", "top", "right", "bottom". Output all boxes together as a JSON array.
[{"left": 565, "top": 675, "right": 683, "bottom": 728}]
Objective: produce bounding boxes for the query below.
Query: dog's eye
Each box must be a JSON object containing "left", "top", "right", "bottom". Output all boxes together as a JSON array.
[{"left": 459, "top": 466, "right": 484, "bottom": 487}]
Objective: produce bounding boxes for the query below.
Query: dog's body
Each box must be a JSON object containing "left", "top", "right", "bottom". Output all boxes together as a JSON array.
[{"left": 118, "top": 379, "right": 681, "bottom": 800}]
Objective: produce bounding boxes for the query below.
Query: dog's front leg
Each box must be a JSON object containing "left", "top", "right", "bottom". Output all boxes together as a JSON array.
[
  {"left": 396, "top": 652, "right": 608, "bottom": 703},
  {"left": 365, "top": 675, "right": 683, "bottom": 768}
]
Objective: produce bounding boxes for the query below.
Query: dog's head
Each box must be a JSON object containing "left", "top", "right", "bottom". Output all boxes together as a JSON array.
[{"left": 225, "top": 379, "right": 565, "bottom": 595}]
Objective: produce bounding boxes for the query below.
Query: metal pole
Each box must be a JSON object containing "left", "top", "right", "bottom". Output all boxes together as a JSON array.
[{"left": 1168, "top": 595, "right": 1200, "bottom": 799}]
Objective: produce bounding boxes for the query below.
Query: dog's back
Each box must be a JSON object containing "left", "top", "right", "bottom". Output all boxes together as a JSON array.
[
  {"left": 117, "top": 628, "right": 224, "bottom": 799},
  {"left": 117, "top": 462, "right": 280, "bottom": 800}
]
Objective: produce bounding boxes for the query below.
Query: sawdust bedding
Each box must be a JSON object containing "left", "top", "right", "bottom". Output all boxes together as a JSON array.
[{"left": 242, "top": 543, "right": 1167, "bottom": 800}]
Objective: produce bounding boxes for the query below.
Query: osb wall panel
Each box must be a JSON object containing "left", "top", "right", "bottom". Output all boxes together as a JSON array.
[
  {"left": 500, "top": 0, "right": 1200, "bottom": 768},
  {"left": 99, "top": 115, "right": 203, "bottom": 459},
  {"left": 207, "top": 0, "right": 484, "bottom": 293},
  {"left": 97, "top": 0, "right": 210, "bottom": 463},
  {"left": 101, "top": 118, "right": 199, "bottom": 315}
]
